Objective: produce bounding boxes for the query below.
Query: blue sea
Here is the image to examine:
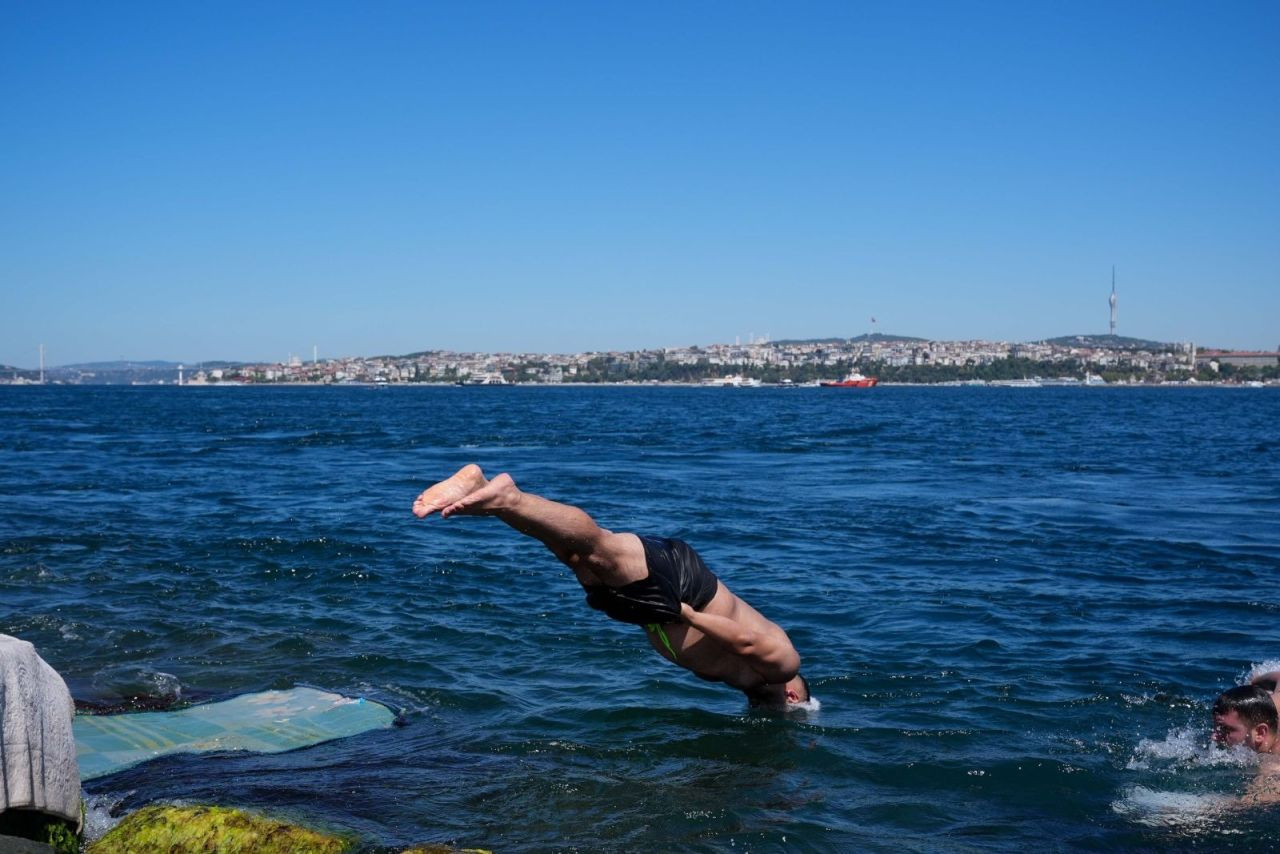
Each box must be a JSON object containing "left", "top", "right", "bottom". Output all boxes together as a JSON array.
[{"left": 2, "top": 385, "right": 1279, "bottom": 851}]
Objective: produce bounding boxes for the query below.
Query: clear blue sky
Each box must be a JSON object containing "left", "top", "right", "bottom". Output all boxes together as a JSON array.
[{"left": 2, "top": 1, "right": 1277, "bottom": 367}]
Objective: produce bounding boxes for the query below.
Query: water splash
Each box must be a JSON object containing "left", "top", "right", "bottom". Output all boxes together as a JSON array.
[
  {"left": 1244, "top": 659, "right": 1280, "bottom": 685},
  {"left": 1127, "top": 726, "right": 1257, "bottom": 771},
  {"left": 788, "top": 696, "right": 821, "bottom": 714},
  {"left": 81, "top": 792, "right": 129, "bottom": 842}
]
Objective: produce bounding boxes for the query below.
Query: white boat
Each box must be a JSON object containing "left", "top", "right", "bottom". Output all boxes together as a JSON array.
[{"left": 702, "top": 375, "right": 759, "bottom": 387}]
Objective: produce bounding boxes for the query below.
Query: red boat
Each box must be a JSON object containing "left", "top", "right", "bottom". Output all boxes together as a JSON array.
[{"left": 819, "top": 372, "right": 878, "bottom": 388}]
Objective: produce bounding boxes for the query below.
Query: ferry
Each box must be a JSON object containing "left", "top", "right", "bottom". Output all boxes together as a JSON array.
[
  {"left": 819, "top": 372, "right": 878, "bottom": 388},
  {"left": 467, "top": 372, "right": 508, "bottom": 385},
  {"left": 701, "top": 375, "right": 761, "bottom": 387}
]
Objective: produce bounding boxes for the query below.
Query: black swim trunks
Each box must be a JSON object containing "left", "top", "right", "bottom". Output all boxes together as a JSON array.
[{"left": 584, "top": 536, "right": 720, "bottom": 626}]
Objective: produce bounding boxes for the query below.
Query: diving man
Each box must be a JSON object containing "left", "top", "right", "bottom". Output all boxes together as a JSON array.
[{"left": 412, "top": 465, "right": 810, "bottom": 708}]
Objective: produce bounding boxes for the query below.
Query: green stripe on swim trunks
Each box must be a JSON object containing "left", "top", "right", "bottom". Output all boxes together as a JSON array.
[{"left": 646, "top": 623, "right": 678, "bottom": 660}]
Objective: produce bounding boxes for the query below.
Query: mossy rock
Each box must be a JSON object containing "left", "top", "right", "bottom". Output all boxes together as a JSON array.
[{"left": 87, "top": 805, "right": 353, "bottom": 853}]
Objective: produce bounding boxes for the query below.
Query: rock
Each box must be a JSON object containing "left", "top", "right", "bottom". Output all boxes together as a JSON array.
[
  {"left": 87, "top": 805, "right": 354, "bottom": 853},
  {"left": 0, "top": 833, "right": 55, "bottom": 853},
  {"left": 0, "top": 809, "right": 78, "bottom": 854},
  {"left": 0, "top": 635, "right": 80, "bottom": 825}
]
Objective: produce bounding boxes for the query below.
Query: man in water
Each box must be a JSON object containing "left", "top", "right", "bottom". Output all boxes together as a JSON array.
[
  {"left": 1212, "top": 685, "right": 1278, "bottom": 753},
  {"left": 1212, "top": 684, "right": 1280, "bottom": 803},
  {"left": 412, "top": 464, "right": 810, "bottom": 708}
]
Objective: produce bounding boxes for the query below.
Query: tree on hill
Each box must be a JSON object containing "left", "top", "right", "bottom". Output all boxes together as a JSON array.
[{"left": 1043, "top": 334, "right": 1173, "bottom": 351}]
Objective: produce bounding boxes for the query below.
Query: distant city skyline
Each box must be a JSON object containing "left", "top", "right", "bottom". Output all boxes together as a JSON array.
[
  {"left": 11, "top": 332, "right": 1277, "bottom": 388},
  {"left": 3, "top": 2, "right": 1277, "bottom": 367},
  {"left": 9, "top": 323, "right": 1277, "bottom": 373}
]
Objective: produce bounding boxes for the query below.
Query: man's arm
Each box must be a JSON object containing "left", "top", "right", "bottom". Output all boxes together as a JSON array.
[
  {"left": 679, "top": 603, "right": 800, "bottom": 684},
  {"left": 1251, "top": 670, "right": 1280, "bottom": 705}
]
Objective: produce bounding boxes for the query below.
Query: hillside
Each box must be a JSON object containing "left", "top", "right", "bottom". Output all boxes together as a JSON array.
[
  {"left": 1044, "top": 334, "right": 1175, "bottom": 351},
  {"left": 774, "top": 333, "right": 928, "bottom": 345}
]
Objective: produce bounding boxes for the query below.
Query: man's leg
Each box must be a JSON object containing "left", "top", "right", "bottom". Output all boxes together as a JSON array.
[{"left": 412, "top": 465, "right": 648, "bottom": 587}]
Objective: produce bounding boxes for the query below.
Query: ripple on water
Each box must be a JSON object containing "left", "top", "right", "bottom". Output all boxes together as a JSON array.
[{"left": 5, "top": 386, "right": 1280, "bottom": 850}]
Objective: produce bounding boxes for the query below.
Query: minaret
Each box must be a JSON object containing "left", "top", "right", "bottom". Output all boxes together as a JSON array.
[
  {"left": 178, "top": 364, "right": 184, "bottom": 385},
  {"left": 39, "top": 343, "right": 44, "bottom": 384},
  {"left": 1109, "top": 267, "right": 1117, "bottom": 337}
]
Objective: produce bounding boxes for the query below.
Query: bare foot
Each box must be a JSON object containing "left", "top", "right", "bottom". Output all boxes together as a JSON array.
[
  {"left": 412, "top": 464, "right": 488, "bottom": 518},
  {"left": 439, "top": 472, "right": 520, "bottom": 517}
]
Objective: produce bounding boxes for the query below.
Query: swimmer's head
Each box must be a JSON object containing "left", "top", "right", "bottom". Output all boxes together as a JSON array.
[
  {"left": 745, "top": 673, "right": 811, "bottom": 709},
  {"left": 791, "top": 673, "right": 811, "bottom": 706},
  {"left": 1212, "top": 685, "right": 1278, "bottom": 751}
]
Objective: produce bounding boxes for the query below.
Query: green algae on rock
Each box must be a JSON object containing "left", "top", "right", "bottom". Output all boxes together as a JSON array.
[
  {"left": 0, "top": 812, "right": 80, "bottom": 854},
  {"left": 87, "top": 805, "right": 352, "bottom": 853}
]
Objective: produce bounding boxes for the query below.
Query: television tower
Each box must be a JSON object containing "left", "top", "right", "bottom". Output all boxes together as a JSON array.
[{"left": 1109, "top": 267, "right": 1117, "bottom": 337}]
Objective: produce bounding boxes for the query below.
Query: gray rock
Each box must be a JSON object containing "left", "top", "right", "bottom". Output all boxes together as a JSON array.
[
  {"left": 0, "top": 635, "right": 80, "bottom": 826},
  {"left": 0, "top": 832, "right": 56, "bottom": 853}
]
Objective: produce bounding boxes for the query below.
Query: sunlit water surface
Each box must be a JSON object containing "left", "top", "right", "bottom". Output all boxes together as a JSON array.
[{"left": 2, "top": 386, "right": 1279, "bottom": 851}]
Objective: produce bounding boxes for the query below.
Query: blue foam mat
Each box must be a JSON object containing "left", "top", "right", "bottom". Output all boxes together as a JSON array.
[{"left": 75, "top": 686, "right": 396, "bottom": 780}]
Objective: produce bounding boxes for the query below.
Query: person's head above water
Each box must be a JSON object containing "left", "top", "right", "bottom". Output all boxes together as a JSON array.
[
  {"left": 1212, "top": 685, "right": 1278, "bottom": 752},
  {"left": 745, "top": 673, "right": 810, "bottom": 708}
]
